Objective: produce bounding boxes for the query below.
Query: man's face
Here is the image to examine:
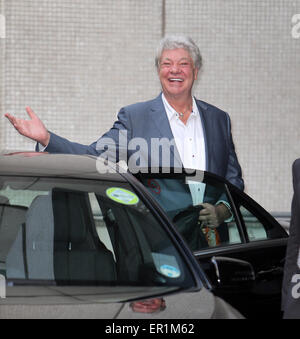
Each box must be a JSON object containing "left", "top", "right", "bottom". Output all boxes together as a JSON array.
[{"left": 158, "top": 48, "right": 198, "bottom": 99}]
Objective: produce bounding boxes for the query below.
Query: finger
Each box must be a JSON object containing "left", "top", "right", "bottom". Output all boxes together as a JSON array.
[
  {"left": 199, "top": 203, "right": 212, "bottom": 214},
  {"left": 200, "top": 203, "right": 211, "bottom": 209},
  {"left": 198, "top": 215, "right": 211, "bottom": 222},
  {"left": 5, "top": 113, "right": 17, "bottom": 125},
  {"left": 25, "top": 106, "right": 37, "bottom": 120},
  {"left": 199, "top": 208, "right": 210, "bottom": 216}
]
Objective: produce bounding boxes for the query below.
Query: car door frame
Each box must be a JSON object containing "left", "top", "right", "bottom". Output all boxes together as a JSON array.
[
  {"left": 193, "top": 173, "right": 289, "bottom": 318},
  {"left": 121, "top": 170, "right": 212, "bottom": 291},
  {"left": 128, "top": 168, "right": 289, "bottom": 318},
  {"left": 193, "top": 175, "right": 288, "bottom": 258}
]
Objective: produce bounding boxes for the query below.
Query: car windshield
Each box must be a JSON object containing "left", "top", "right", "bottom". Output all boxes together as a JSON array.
[{"left": 0, "top": 175, "right": 196, "bottom": 304}]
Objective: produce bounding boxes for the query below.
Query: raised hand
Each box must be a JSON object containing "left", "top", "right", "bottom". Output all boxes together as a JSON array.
[{"left": 5, "top": 107, "right": 50, "bottom": 147}]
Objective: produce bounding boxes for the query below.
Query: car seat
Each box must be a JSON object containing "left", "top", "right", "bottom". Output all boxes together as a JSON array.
[{"left": 6, "top": 190, "right": 117, "bottom": 284}]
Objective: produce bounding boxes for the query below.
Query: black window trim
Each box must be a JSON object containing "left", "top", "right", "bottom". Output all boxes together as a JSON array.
[
  {"left": 194, "top": 237, "right": 288, "bottom": 259},
  {"left": 224, "top": 182, "right": 248, "bottom": 244}
]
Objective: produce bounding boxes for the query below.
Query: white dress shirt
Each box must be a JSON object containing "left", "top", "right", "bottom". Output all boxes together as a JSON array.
[
  {"left": 161, "top": 94, "right": 206, "bottom": 206},
  {"left": 162, "top": 93, "right": 206, "bottom": 172},
  {"left": 162, "top": 94, "right": 232, "bottom": 223}
]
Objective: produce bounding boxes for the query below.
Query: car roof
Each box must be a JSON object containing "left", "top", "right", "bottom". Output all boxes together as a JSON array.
[
  {"left": 0, "top": 152, "right": 126, "bottom": 182},
  {"left": 0, "top": 151, "right": 231, "bottom": 188}
]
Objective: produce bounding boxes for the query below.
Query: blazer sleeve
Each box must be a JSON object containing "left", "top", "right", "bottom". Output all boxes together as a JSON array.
[
  {"left": 39, "top": 107, "right": 132, "bottom": 160},
  {"left": 225, "top": 114, "right": 244, "bottom": 191}
]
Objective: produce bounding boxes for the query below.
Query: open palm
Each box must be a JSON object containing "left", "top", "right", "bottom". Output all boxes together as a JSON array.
[{"left": 5, "top": 107, "right": 50, "bottom": 146}]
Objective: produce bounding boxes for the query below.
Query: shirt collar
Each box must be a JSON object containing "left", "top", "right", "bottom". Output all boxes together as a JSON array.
[{"left": 162, "top": 93, "right": 199, "bottom": 122}]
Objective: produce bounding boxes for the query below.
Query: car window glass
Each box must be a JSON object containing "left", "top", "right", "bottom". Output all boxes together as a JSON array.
[
  {"left": 138, "top": 175, "right": 242, "bottom": 252},
  {"left": 0, "top": 176, "right": 197, "bottom": 305},
  {"left": 229, "top": 188, "right": 288, "bottom": 242},
  {"left": 240, "top": 206, "right": 268, "bottom": 241},
  {"left": 88, "top": 193, "right": 116, "bottom": 261}
]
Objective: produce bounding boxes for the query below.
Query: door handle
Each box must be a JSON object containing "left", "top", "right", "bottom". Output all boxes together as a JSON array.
[{"left": 257, "top": 267, "right": 283, "bottom": 279}]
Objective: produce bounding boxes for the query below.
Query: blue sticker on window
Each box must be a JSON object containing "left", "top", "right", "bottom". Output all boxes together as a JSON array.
[{"left": 160, "top": 265, "right": 181, "bottom": 279}]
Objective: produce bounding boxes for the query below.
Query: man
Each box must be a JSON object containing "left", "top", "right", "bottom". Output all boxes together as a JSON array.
[
  {"left": 5, "top": 35, "right": 244, "bottom": 228},
  {"left": 282, "top": 159, "right": 300, "bottom": 318}
]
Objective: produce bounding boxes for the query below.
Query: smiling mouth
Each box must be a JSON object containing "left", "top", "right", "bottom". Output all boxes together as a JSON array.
[{"left": 169, "top": 78, "right": 184, "bottom": 82}]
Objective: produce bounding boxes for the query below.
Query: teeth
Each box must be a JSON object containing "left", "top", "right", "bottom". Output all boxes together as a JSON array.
[{"left": 170, "top": 78, "right": 183, "bottom": 82}]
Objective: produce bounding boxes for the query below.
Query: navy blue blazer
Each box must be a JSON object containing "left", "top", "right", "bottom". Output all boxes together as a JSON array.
[{"left": 43, "top": 94, "right": 244, "bottom": 190}]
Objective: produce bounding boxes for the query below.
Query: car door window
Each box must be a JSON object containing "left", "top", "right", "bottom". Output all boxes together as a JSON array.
[
  {"left": 88, "top": 193, "right": 116, "bottom": 261},
  {"left": 240, "top": 206, "right": 268, "bottom": 241},
  {"left": 230, "top": 191, "right": 288, "bottom": 242},
  {"left": 138, "top": 175, "right": 243, "bottom": 252}
]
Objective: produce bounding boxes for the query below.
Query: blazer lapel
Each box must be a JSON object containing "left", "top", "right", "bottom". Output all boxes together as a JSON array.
[
  {"left": 196, "top": 99, "right": 213, "bottom": 172},
  {"left": 150, "top": 94, "right": 182, "bottom": 166},
  {"left": 150, "top": 94, "right": 174, "bottom": 139},
  {"left": 149, "top": 95, "right": 214, "bottom": 170}
]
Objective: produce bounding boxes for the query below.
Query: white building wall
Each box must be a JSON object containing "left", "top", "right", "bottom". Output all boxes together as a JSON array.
[{"left": 0, "top": 0, "right": 300, "bottom": 212}]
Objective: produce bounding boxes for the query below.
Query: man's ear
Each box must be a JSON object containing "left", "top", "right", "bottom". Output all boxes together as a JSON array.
[
  {"left": 156, "top": 64, "right": 161, "bottom": 75},
  {"left": 194, "top": 68, "right": 199, "bottom": 81}
]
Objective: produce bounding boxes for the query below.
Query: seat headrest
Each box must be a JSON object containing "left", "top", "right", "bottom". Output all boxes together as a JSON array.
[
  {"left": 25, "top": 194, "right": 55, "bottom": 280},
  {"left": 52, "top": 190, "right": 89, "bottom": 244},
  {"left": 26, "top": 194, "right": 55, "bottom": 244}
]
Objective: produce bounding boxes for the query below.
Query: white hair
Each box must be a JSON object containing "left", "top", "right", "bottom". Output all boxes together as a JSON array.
[{"left": 155, "top": 35, "right": 203, "bottom": 70}]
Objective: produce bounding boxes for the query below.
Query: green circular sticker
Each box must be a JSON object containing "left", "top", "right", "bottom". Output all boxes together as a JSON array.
[{"left": 106, "top": 187, "right": 139, "bottom": 206}]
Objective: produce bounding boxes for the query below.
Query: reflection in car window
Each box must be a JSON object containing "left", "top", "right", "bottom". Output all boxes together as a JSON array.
[
  {"left": 88, "top": 193, "right": 116, "bottom": 261},
  {"left": 0, "top": 176, "right": 196, "bottom": 304},
  {"left": 240, "top": 206, "right": 267, "bottom": 241},
  {"left": 230, "top": 190, "right": 288, "bottom": 242},
  {"left": 139, "top": 176, "right": 242, "bottom": 252}
]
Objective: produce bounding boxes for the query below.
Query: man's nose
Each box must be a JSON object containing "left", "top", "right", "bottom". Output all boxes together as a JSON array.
[{"left": 170, "top": 64, "right": 181, "bottom": 73}]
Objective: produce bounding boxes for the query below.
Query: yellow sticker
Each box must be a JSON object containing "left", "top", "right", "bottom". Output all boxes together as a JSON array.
[{"left": 106, "top": 187, "right": 139, "bottom": 206}]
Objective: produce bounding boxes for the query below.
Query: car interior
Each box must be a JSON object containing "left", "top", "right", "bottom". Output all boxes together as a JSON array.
[{"left": 0, "top": 177, "right": 196, "bottom": 304}]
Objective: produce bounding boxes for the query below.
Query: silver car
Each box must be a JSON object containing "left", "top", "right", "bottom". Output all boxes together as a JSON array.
[{"left": 0, "top": 153, "right": 242, "bottom": 320}]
